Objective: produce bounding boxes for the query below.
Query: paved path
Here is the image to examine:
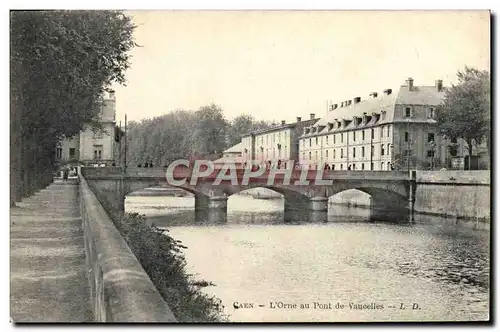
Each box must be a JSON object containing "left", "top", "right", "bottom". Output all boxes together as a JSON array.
[{"left": 10, "top": 179, "right": 93, "bottom": 322}]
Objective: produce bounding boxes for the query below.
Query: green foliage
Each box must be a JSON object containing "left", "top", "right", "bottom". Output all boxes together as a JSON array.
[
  {"left": 116, "top": 213, "right": 228, "bottom": 322},
  {"left": 437, "top": 66, "right": 490, "bottom": 157},
  {"left": 124, "top": 106, "right": 273, "bottom": 166}
]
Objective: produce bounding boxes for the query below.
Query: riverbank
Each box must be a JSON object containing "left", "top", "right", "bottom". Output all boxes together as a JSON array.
[{"left": 113, "top": 212, "right": 227, "bottom": 322}]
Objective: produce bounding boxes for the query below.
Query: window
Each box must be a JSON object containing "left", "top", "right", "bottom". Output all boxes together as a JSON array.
[
  {"left": 333, "top": 135, "right": 336, "bottom": 144},
  {"left": 332, "top": 164, "right": 335, "bottom": 170},
  {"left": 371, "top": 162, "right": 374, "bottom": 170},
  {"left": 381, "top": 144, "right": 385, "bottom": 156},
  {"left": 380, "top": 126, "right": 384, "bottom": 138},
  {"left": 341, "top": 164, "right": 344, "bottom": 170},
  {"left": 56, "top": 147, "right": 62, "bottom": 160},
  {"left": 334, "top": 149, "right": 336, "bottom": 159},
  {"left": 405, "top": 132, "right": 410, "bottom": 142},
  {"left": 315, "top": 137, "right": 318, "bottom": 145},
  {"left": 341, "top": 133, "right": 344, "bottom": 143},
  {"left": 371, "top": 129, "right": 374, "bottom": 139},
  {"left": 451, "top": 137, "right": 457, "bottom": 144},
  {"left": 427, "top": 150, "right": 434, "bottom": 158},
  {"left": 326, "top": 150, "right": 329, "bottom": 159},
  {"left": 387, "top": 125, "right": 390, "bottom": 137},
  {"left": 387, "top": 144, "right": 391, "bottom": 156},
  {"left": 361, "top": 163, "right": 365, "bottom": 170},
  {"left": 405, "top": 107, "right": 412, "bottom": 117},
  {"left": 309, "top": 152, "right": 311, "bottom": 160},
  {"left": 309, "top": 138, "right": 312, "bottom": 147},
  {"left": 353, "top": 131, "right": 356, "bottom": 142},
  {"left": 428, "top": 133, "right": 435, "bottom": 143},
  {"left": 353, "top": 147, "right": 356, "bottom": 158},
  {"left": 371, "top": 145, "right": 375, "bottom": 156},
  {"left": 427, "top": 107, "right": 435, "bottom": 118},
  {"left": 315, "top": 151, "right": 318, "bottom": 161},
  {"left": 93, "top": 145, "right": 103, "bottom": 160},
  {"left": 341, "top": 148, "right": 344, "bottom": 158},
  {"left": 326, "top": 135, "right": 329, "bottom": 145},
  {"left": 69, "top": 148, "right": 75, "bottom": 158},
  {"left": 362, "top": 130, "right": 365, "bottom": 140},
  {"left": 404, "top": 149, "right": 412, "bottom": 157},
  {"left": 362, "top": 146, "right": 365, "bottom": 157},
  {"left": 353, "top": 164, "right": 356, "bottom": 170}
]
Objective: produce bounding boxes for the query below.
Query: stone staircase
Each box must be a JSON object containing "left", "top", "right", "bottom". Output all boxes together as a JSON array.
[{"left": 10, "top": 179, "right": 93, "bottom": 322}]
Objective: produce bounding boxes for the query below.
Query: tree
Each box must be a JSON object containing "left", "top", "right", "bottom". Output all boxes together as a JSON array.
[
  {"left": 436, "top": 66, "right": 490, "bottom": 170},
  {"left": 10, "top": 10, "right": 137, "bottom": 205},
  {"left": 191, "top": 104, "right": 228, "bottom": 158}
]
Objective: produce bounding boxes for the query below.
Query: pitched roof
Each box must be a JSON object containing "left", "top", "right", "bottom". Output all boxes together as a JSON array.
[
  {"left": 302, "top": 83, "right": 446, "bottom": 137},
  {"left": 223, "top": 141, "right": 243, "bottom": 153},
  {"left": 213, "top": 155, "right": 246, "bottom": 164}
]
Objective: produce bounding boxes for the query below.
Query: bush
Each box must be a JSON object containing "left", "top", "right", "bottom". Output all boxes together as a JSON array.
[{"left": 115, "top": 212, "right": 228, "bottom": 322}]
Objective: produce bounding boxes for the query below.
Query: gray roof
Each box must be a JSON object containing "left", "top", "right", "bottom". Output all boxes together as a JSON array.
[
  {"left": 302, "top": 84, "right": 446, "bottom": 137},
  {"left": 223, "top": 141, "right": 243, "bottom": 153}
]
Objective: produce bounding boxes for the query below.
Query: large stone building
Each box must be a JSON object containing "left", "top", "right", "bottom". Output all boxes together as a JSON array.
[
  {"left": 55, "top": 91, "right": 116, "bottom": 166},
  {"left": 299, "top": 78, "right": 449, "bottom": 171},
  {"left": 241, "top": 116, "right": 317, "bottom": 168}
]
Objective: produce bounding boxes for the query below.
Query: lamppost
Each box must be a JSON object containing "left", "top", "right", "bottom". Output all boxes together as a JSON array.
[{"left": 429, "top": 140, "right": 436, "bottom": 170}]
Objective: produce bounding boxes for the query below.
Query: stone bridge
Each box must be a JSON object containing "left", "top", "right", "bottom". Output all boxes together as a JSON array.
[{"left": 81, "top": 167, "right": 415, "bottom": 223}]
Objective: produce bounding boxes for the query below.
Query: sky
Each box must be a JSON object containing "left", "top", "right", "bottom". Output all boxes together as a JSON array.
[{"left": 112, "top": 10, "right": 490, "bottom": 124}]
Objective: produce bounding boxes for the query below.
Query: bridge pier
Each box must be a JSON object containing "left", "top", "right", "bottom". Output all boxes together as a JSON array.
[
  {"left": 194, "top": 195, "right": 228, "bottom": 223},
  {"left": 310, "top": 197, "right": 329, "bottom": 211}
]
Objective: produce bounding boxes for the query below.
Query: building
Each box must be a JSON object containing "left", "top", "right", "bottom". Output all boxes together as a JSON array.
[
  {"left": 55, "top": 91, "right": 116, "bottom": 166},
  {"left": 241, "top": 116, "right": 317, "bottom": 168},
  {"left": 213, "top": 142, "right": 246, "bottom": 167},
  {"left": 299, "top": 78, "right": 449, "bottom": 171}
]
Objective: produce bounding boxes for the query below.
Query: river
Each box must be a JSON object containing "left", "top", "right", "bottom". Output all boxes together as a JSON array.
[{"left": 125, "top": 193, "right": 490, "bottom": 322}]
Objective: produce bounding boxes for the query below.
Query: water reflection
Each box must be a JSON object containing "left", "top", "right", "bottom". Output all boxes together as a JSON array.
[{"left": 125, "top": 193, "right": 489, "bottom": 322}]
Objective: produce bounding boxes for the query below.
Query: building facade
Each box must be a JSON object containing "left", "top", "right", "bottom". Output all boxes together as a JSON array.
[
  {"left": 299, "top": 78, "right": 448, "bottom": 171},
  {"left": 241, "top": 116, "right": 317, "bottom": 168},
  {"left": 55, "top": 91, "right": 116, "bottom": 166}
]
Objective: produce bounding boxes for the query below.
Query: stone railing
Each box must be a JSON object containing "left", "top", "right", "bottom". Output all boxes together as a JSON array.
[{"left": 79, "top": 175, "right": 176, "bottom": 322}]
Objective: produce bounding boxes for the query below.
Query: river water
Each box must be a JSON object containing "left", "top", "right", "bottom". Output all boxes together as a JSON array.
[{"left": 125, "top": 194, "right": 490, "bottom": 322}]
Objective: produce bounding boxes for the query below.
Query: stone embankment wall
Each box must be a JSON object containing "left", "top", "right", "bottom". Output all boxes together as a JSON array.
[
  {"left": 413, "top": 171, "right": 490, "bottom": 220},
  {"left": 79, "top": 176, "right": 176, "bottom": 322}
]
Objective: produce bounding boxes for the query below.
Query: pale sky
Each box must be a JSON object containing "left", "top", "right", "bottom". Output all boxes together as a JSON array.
[{"left": 112, "top": 10, "right": 490, "bottom": 123}]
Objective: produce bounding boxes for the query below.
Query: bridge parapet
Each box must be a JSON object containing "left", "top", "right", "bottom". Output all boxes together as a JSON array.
[
  {"left": 79, "top": 175, "right": 176, "bottom": 322},
  {"left": 81, "top": 167, "right": 409, "bottom": 182}
]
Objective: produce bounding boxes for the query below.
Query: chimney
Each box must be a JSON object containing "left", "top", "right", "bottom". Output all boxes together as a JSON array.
[
  {"left": 330, "top": 103, "right": 338, "bottom": 111},
  {"left": 435, "top": 79, "right": 443, "bottom": 92},
  {"left": 353, "top": 97, "right": 361, "bottom": 104},
  {"left": 340, "top": 101, "right": 344, "bottom": 107},
  {"left": 281, "top": 120, "right": 286, "bottom": 126},
  {"left": 347, "top": 100, "right": 352, "bottom": 106},
  {"left": 108, "top": 90, "right": 116, "bottom": 99},
  {"left": 405, "top": 77, "right": 414, "bottom": 91},
  {"left": 383, "top": 89, "right": 392, "bottom": 95},
  {"left": 369, "top": 92, "right": 378, "bottom": 98},
  {"left": 310, "top": 113, "right": 315, "bottom": 120},
  {"left": 296, "top": 116, "right": 302, "bottom": 122}
]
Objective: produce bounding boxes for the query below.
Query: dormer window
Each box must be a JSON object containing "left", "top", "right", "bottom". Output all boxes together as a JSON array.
[
  {"left": 328, "top": 122, "right": 334, "bottom": 131},
  {"left": 353, "top": 116, "right": 358, "bottom": 127},
  {"left": 404, "top": 106, "right": 412, "bottom": 118},
  {"left": 381, "top": 110, "right": 386, "bottom": 120},
  {"left": 426, "top": 107, "right": 436, "bottom": 119}
]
